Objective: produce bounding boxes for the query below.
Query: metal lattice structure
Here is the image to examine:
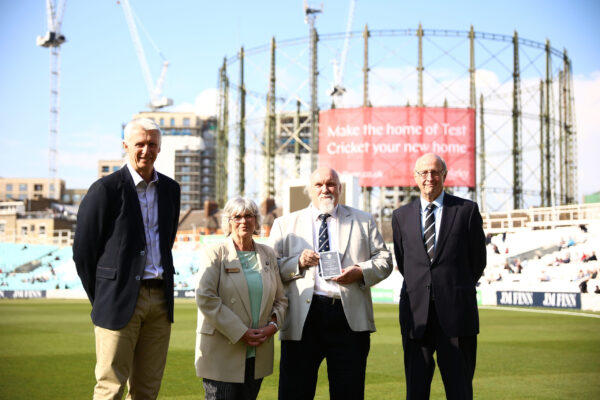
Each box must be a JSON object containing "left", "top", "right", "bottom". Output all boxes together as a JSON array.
[{"left": 216, "top": 25, "right": 577, "bottom": 214}]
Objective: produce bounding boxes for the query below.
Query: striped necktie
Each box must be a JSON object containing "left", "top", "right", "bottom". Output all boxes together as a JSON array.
[
  {"left": 423, "top": 203, "right": 437, "bottom": 262},
  {"left": 318, "top": 213, "right": 331, "bottom": 252}
]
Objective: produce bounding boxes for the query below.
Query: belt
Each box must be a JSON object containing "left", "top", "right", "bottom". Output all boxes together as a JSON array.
[
  {"left": 141, "top": 279, "right": 164, "bottom": 289},
  {"left": 313, "top": 294, "right": 342, "bottom": 305}
]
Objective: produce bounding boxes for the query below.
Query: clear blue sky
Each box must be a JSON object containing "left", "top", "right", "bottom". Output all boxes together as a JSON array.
[{"left": 1, "top": 0, "right": 599, "bottom": 199}]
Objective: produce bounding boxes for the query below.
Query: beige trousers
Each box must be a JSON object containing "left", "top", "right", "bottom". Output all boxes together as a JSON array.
[{"left": 93, "top": 285, "right": 171, "bottom": 400}]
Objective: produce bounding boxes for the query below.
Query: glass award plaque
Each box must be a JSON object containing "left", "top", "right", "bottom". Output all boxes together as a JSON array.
[{"left": 319, "top": 251, "right": 342, "bottom": 279}]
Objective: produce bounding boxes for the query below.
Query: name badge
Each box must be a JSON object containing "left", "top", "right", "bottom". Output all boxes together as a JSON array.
[{"left": 225, "top": 267, "right": 240, "bottom": 273}]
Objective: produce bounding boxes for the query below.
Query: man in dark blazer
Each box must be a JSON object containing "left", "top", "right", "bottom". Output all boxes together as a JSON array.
[
  {"left": 73, "top": 118, "right": 180, "bottom": 399},
  {"left": 392, "top": 153, "right": 486, "bottom": 400}
]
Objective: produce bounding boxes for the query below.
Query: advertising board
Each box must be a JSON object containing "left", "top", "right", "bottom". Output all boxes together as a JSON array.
[{"left": 319, "top": 106, "right": 475, "bottom": 187}]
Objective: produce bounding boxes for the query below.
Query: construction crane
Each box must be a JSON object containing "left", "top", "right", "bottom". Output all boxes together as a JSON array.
[
  {"left": 36, "top": 0, "right": 66, "bottom": 199},
  {"left": 119, "top": 0, "right": 173, "bottom": 111},
  {"left": 329, "top": 0, "right": 356, "bottom": 104}
]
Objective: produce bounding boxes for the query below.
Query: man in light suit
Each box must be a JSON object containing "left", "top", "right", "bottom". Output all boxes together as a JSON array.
[
  {"left": 73, "top": 118, "right": 180, "bottom": 399},
  {"left": 392, "top": 153, "right": 486, "bottom": 400},
  {"left": 269, "top": 167, "right": 393, "bottom": 400}
]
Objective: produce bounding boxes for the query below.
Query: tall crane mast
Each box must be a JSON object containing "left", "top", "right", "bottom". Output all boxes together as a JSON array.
[
  {"left": 36, "top": 0, "right": 66, "bottom": 199},
  {"left": 329, "top": 0, "right": 356, "bottom": 104},
  {"left": 119, "top": 0, "right": 173, "bottom": 111}
]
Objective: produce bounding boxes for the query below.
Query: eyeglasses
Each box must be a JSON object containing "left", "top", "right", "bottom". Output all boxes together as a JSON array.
[
  {"left": 415, "top": 170, "right": 444, "bottom": 178},
  {"left": 230, "top": 214, "right": 255, "bottom": 222}
]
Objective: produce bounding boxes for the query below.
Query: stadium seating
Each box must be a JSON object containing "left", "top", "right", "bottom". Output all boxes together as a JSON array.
[{"left": 1, "top": 223, "right": 598, "bottom": 297}]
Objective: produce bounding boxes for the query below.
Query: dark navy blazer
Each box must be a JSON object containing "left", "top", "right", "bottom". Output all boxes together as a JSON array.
[
  {"left": 73, "top": 166, "right": 180, "bottom": 330},
  {"left": 392, "top": 193, "right": 486, "bottom": 339}
]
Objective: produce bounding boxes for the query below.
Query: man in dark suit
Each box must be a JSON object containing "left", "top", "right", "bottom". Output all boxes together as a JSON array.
[
  {"left": 392, "top": 153, "right": 486, "bottom": 400},
  {"left": 73, "top": 118, "right": 180, "bottom": 399}
]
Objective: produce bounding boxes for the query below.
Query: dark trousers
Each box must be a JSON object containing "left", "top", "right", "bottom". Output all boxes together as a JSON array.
[
  {"left": 402, "top": 302, "right": 477, "bottom": 400},
  {"left": 278, "top": 294, "right": 371, "bottom": 400},
  {"left": 203, "top": 357, "right": 263, "bottom": 400}
]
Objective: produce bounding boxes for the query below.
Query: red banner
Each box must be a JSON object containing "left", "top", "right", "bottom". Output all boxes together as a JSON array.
[{"left": 318, "top": 106, "right": 475, "bottom": 187}]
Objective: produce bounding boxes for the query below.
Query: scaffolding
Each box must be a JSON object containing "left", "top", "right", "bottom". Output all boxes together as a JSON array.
[{"left": 215, "top": 26, "right": 577, "bottom": 214}]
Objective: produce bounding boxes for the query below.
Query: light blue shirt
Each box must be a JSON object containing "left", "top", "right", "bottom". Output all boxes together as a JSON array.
[{"left": 126, "top": 163, "right": 163, "bottom": 280}]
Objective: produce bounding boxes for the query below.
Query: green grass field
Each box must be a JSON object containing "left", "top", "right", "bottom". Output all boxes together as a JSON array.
[{"left": 0, "top": 300, "right": 599, "bottom": 399}]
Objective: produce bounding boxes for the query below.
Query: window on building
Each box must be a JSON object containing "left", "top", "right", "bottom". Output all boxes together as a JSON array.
[
  {"left": 6, "top": 194, "right": 12, "bottom": 199},
  {"left": 181, "top": 175, "right": 190, "bottom": 182},
  {"left": 102, "top": 166, "right": 110, "bottom": 173},
  {"left": 183, "top": 117, "right": 191, "bottom": 127},
  {"left": 181, "top": 194, "right": 190, "bottom": 202},
  {"left": 21, "top": 226, "right": 27, "bottom": 236},
  {"left": 34, "top": 184, "right": 43, "bottom": 191},
  {"left": 6, "top": 184, "right": 12, "bottom": 191},
  {"left": 170, "top": 118, "right": 175, "bottom": 127},
  {"left": 113, "top": 166, "right": 120, "bottom": 172},
  {"left": 39, "top": 225, "right": 46, "bottom": 235},
  {"left": 181, "top": 185, "right": 191, "bottom": 192},
  {"left": 0, "top": 222, "right": 5, "bottom": 234},
  {"left": 19, "top": 184, "right": 27, "bottom": 191},
  {"left": 18, "top": 194, "right": 26, "bottom": 200},
  {"left": 62, "top": 194, "right": 70, "bottom": 202},
  {"left": 159, "top": 118, "right": 165, "bottom": 126},
  {"left": 30, "top": 224, "right": 35, "bottom": 232}
]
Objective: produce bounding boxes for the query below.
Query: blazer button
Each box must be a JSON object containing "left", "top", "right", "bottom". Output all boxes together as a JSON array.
[
  {"left": 231, "top": 298, "right": 236, "bottom": 304},
  {"left": 306, "top": 298, "right": 311, "bottom": 303},
  {"left": 140, "top": 250, "right": 146, "bottom": 256},
  {"left": 136, "top": 276, "right": 141, "bottom": 281},
  {"left": 290, "top": 272, "right": 295, "bottom": 278}
]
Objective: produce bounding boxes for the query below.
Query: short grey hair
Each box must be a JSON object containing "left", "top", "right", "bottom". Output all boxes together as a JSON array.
[
  {"left": 123, "top": 118, "right": 162, "bottom": 144},
  {"left": 221, "top": 196, "right": 262, "bottom": 235}
]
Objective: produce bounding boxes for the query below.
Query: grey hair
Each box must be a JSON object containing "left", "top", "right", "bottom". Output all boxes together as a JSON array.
[
  {"left": 124, "top": 118, "right": 162, "bottom": 144},
  {"left": 221, "top": 196, "right": 262, "bottom": 235}
]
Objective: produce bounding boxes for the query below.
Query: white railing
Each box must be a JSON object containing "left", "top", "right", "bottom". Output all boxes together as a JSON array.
[
  {"left": 482, "top": 203, "right": 600, "bottom": 233},
  {"left": 0, "top": 229, "right": 74, "bottom": 247}
]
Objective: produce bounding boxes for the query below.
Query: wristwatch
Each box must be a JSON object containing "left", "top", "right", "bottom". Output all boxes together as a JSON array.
[{"left": 268, "top": 321, "right": 279, "bottom": 330}]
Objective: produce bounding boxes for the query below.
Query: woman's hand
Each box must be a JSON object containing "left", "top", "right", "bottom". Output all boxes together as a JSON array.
[{"left": 239, "top": 323, "right": 278, "bottom": 347}]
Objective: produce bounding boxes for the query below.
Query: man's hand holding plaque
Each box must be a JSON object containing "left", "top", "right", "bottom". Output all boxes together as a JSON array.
[{"left": 318, "top": 250, "right": 342, "bottom": 279}]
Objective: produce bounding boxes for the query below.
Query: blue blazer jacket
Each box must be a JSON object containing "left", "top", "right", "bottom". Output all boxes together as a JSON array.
[{"left": 73, "top": 166, "right": 180, "bottom": 330}]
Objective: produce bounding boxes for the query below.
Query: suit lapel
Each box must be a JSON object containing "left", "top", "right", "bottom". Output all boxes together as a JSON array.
[
  {"left": 410, "top": 199, "right": 430, "bottom": 261},
  {"left": 120, "top": 167, "right": 145, "bottom": 247},
  {"left": 255, "top": 244, "right": 271, "bottom": 314},
  {"left": 224, "top": 237, "right": 252, "bottom": 319},
  {"left": 156, "top": 173, "right": 169, "bottom": 253},
  {"left": 299, "top": 207, "right": 314, "bottom": 250},
  {"left": 434, "top": 193, "right": 457, "bottom": 261},
  {"left": 338, "top": 205, "right": 353, "bottom": 262}
]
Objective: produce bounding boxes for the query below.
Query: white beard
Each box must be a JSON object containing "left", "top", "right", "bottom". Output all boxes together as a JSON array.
[{"left": 318, "top": 196, "right": 335, "bottom": 214}]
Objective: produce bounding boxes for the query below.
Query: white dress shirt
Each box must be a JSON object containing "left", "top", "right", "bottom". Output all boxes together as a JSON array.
[
  {"left": 310, "top": 204, "right": 341, "bottom": 298},
  {"left": 126, "top": 163, "right": 163, "bottom": 280}
]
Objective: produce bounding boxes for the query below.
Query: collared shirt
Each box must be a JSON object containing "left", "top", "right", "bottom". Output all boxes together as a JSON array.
[
  {"left": 310, "top": 204, "right": 341, "bottom": 298},
  {"left": 126, "top": 162, "right": 163, "bottom": 280},
  {"left": 420, "top": 191, "right": 444, "bottom": 246}
]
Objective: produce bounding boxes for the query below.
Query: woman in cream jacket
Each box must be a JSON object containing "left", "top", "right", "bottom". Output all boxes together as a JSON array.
[{"left": 195, "top": 196, "right": 287, "bottom": 399}]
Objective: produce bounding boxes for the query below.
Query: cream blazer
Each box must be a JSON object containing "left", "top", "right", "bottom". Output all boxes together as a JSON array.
[
  {"left": 195, "top": 237, "right": 287, "bottom": 383},
  {"left": 269, "top": 204, "right": 393, "bottom": 341}
]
